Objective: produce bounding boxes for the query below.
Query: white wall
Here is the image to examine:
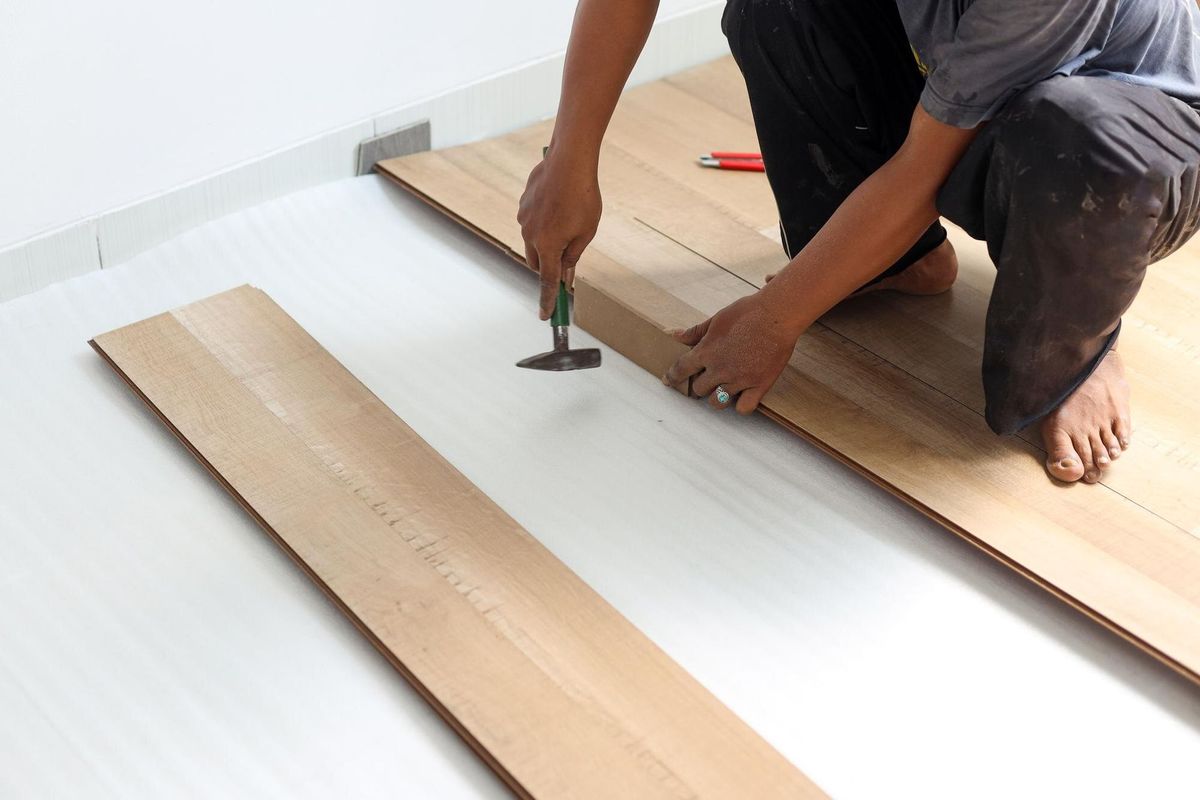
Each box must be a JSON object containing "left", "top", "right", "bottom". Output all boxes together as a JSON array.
[{"left": 0, "top": 0, "right": 718, "bottom": 251}]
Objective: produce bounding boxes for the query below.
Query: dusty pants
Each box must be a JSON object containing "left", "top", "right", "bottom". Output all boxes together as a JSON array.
[{"left": 722, "top": 0, "right": 1200, "bottom": 433}]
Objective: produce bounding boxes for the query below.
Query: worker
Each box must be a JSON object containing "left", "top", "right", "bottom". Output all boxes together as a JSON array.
[{"left": 518, "top": 0, "right": 1200, "bottom": 484}]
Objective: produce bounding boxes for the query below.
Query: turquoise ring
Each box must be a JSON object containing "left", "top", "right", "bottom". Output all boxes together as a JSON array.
[{"left": 715, "top": 386, "right": 731, "bottom": 405}]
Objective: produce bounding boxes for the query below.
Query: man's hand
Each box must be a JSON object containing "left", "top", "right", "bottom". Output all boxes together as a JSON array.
[
  {"left": 663, "top": 291, "right": 805, "bottom": 414},
  {"left": 518, "top": 151, "right": 603, "bottom": 319},
  {"left": 662, "top": 105, "right": 978, "bottom": 416}
]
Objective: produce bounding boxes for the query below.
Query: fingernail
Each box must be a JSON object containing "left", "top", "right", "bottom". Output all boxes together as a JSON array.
[
  {"left": 661, "top": 375, "right": 670, "bottom": 385},
  {"left": 666, "top": 328, "right": 683, "bottom": 336}
]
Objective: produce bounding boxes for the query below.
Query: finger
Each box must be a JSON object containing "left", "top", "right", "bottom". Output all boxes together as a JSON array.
[
  {"left": 692, "top": 370, "right": 722, "bottom": 399},
  {"left": 562, "top": 239, "right": 588, "bottom": 290},
  {"left": 537, "top": 245, "right": 564, "bottom": 320},
  {"left": 735, "top": 386, "right": 767, "bottom": 415},
  {"left": 670, "top": 317, "right": 711, "bottom": 346},
  {"left": 663, "top": 350, "right": 704, "bottom": 388},
  {"left": 524, "top": 243, "right": 540, "bottom": 273},
  {"left": 707, "top": 384, "right": 737, "bottom": 411}
]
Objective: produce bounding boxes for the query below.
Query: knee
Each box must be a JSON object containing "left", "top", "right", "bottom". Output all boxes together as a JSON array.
[
  {"left": 1001, "top": 78, "right": 1155, "bottom": 184},
  {"left": 994, "top": 78, "right": 1165, "bottom": 224}
]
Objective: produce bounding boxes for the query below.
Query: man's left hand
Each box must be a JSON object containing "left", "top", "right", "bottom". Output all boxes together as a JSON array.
[{"left": 662, "top": 291, "right": 803, "bottom": 414}]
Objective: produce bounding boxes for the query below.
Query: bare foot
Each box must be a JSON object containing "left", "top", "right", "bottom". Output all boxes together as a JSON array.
[
  {"left": 857, "top": 239, "right": 959, "bottom": 296},
  {"left": 764, "top": 239, "right": 958, "bottom": 296},
  {"left": 1040, "top": 348, "right": 1132, "bottom": 484}
]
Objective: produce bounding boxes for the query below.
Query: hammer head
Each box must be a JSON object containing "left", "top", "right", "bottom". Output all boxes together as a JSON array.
[
  {"left": 516, "top": 348, "right": 601, "bottom": 371},
  {"left": 516, "top": 326, "right": 602, "bottom": 372}
]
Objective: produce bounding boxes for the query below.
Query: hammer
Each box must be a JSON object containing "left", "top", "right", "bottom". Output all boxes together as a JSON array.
[{"left": 516, "top": 145, "right": 601, "bottom": 372}]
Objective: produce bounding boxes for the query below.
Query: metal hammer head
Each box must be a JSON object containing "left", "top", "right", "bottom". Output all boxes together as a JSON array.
[{"left": 516, "top": 325, "right": 601, "bottom": 371}]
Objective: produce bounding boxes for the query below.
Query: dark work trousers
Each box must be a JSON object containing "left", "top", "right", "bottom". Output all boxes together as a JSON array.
[{"left": 723, "top": 0, "right": 1200, "bottom": 434}]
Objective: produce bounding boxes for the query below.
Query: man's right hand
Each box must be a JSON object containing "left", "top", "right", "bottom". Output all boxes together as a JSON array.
[{"left": 517, "top": 149, "right": 603, "bottom": 320}]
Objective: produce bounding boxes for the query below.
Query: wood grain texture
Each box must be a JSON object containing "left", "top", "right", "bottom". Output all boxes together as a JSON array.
[
  {"left": 90, "top": 285, "right": 825, "bottom": 800},
  {"left": 377, "top": 56, "right": 1200, "bottom": 682}
]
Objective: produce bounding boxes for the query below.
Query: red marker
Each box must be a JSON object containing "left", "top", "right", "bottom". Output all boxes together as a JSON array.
[{"left": 698, "top": 153, "right": 765, "bottom": 172}]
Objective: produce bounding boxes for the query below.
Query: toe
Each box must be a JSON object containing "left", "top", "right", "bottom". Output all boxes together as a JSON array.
[
  {"left": 1044, "top": 426, "right": 1085, "bottom": 482},
  {"left": 1090, "top": 432, "right": 1110, "bottom": 469},
  {"left": 1101, "top": 426, "right": 1121, "bottom": 461},
  {"left": 1073, "top": 433, "right": 1101, "bottom": 483},
  {"left": 1114, "top": 415, "right": 1133, "bottom": 449}
]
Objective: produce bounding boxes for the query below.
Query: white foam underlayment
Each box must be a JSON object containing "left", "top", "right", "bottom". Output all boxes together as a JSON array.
[
  {"left": 1, "top": 176, "right": 1198, "bottom": 799},
  {"left": 0, "top": 2, "right": 728, "bottom": 304}
]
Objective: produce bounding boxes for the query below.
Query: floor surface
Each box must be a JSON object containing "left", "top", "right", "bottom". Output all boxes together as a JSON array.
[{"left": 1, "top": 176, "right": 1198, "bottom": 798}]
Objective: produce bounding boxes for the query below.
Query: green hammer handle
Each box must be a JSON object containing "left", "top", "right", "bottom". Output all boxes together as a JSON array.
[{"left": 550, "top": 281, "right": 570, "bottom": 328}]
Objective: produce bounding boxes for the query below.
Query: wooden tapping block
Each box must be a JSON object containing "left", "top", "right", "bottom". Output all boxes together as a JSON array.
[
  {"left": 375, "top": 55, "right": 1200, "bottom": 683},
  {"left": 89, "top": 285, "right": 826, "bottom": 800}
]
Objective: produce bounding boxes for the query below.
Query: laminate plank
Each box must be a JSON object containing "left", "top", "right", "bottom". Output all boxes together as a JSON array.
[
  {"left": 380, "top": 148, "right": 528, "bottom": 257},
  {"left": 664, "top": 57, "right": 755, "bottom": 125},
  {"left": 90, "top": 285, "right": 825, "bottom": 800},
  {"left": 376, "top": 56, "right": 1200, "bottom": 680},
  {"left": 604, "top": 81, "right": 779, "bottom": 228}
]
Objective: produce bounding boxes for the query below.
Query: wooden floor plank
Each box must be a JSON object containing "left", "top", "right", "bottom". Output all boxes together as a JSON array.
[
  {"left": 90, "top": 286, "right": 826, "bottom": 800},
  {"left": 605, "top": 81, "right": 779, "bottom": 228},
  {"left": 377, "top": 56, "right": 1200, "bottom": 681},
  {"left": 664, "top": 57, "right": 755, "bottom": 125}
]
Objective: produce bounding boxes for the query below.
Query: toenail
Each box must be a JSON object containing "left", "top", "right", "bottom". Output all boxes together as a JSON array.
[
  {"left": 1110, "top": 447, "right": 1120, "bottom": 458},
  {"left": 1058, "top": 458, "right": 1076, "bottom": 469}
]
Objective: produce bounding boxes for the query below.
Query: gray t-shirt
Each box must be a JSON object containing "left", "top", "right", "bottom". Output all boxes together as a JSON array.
[{"left": 896, "top": 0, "right": 1200, "bottom": 127}]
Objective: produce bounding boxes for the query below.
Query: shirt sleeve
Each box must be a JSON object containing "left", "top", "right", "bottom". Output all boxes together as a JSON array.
[{"left": 921, "top": 0, "right": 1117, "bottom": 128}]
